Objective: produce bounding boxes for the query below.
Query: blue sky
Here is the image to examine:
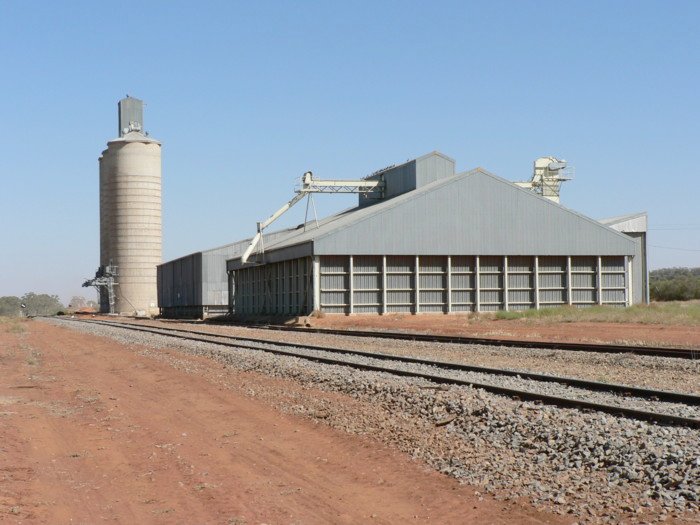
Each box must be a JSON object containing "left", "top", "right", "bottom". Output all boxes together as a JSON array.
[{"left": 1, "top": 1, "right": 698, "bottom": 304}]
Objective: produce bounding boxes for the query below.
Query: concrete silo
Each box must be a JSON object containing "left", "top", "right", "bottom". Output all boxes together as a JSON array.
[{"left": 97, "top": 97, "right": 162, "bottom": 315}]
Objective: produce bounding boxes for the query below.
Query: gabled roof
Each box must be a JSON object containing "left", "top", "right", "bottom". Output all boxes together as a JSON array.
[
  {"left": 370, "top": 150, "right": 456, "bottom": 174},
  {"left": 159, "top": 226, "right": 301, "bottom": 268},
  {"left": 228, "top": 166, "right": 637, "bottom": 269},
  {"left": 414, "top": 150, "right": 456, "bottom": 164}
]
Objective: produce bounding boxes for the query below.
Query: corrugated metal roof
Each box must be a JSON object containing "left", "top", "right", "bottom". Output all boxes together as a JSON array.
[{"left": 227, "top": 165, "right": 638, "bottom": 269}]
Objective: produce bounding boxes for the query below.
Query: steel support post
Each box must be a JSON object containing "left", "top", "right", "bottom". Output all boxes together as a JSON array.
[
  {"left": 533, "top": 256, "right": 540, "bottom": 310},
  {"left": 566, "top": 256, "right": 573, "bottom": 306},
  {"left": 626, "top": 255, "right": 632, "bottom": 307},
  {"left": 414, "top": 256, "right": 420, "bottom": 314},
  {"left": 349, "top": 255, "right": 354, "bottom": 315},
  {"left": 382, "top": 255, "right": 387, "bottom": 315},
  {"left": 228, "top": 271, "right": 235, "bottom": 314},
  {"left": 312, "top": 256, "right": 321, "bottom": 313},
  {"left": 503, "top": 256, "right": 509, "bottom": 311},
  {"left": 597, "top": 255, "right": 603, "bottom": 306},
  {"left": 446, "top": 255, "right": 452, "bottom": 314},
  {"left": 475, "top": 255, "right": 481, "bottom": 313}
]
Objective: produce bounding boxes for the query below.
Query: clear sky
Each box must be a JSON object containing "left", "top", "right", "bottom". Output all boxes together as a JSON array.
[{"left": 1, "top": 1, "right": 698, "bottom": 304}]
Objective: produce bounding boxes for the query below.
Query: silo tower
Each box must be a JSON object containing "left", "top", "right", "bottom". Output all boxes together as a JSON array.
[{"left": 97, "top": 96, "right": 162, "bottom": 315}]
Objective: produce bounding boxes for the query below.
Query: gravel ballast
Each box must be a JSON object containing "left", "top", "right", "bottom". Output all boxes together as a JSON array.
[
  {"left": 135, "top": 320, "right": 700, "bottom": 396},
  {"left": 53, "top": 319, "right": 700, "bottom": 523},
  {"left": 95, "top": 323, "right": 700, "bottom": 420}
]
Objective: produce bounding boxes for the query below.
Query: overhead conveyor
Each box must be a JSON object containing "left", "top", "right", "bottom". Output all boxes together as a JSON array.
[{"left": 240, "top": 171, "right": 385, "bottom": 264}]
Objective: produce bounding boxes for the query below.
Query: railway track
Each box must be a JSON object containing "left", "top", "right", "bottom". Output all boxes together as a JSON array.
[
  {"left": 71, "top": 318, "right": 700, "bottom": 428},
  {"left": 217, "top": 322, "right": 698, "bottom": 360}
]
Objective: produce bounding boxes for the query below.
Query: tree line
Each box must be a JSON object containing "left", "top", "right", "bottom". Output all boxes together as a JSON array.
[
  {"left": 649, "top": 267, "right": 700, "bottom": 301},
  {"left": 0, "top": 294, "right": 96, "bottom": 317}
]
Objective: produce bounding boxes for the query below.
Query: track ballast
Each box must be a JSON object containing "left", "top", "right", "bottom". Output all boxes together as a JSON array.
[
  {"left": 222, "top": 322, "right": 699, "bottom": 360},
  {"left": 69, "top": 318, "right": 700, "bottom": 428}
]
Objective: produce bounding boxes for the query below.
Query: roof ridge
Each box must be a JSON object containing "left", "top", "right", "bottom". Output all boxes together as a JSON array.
[{"left": 261, "top": 169, "right": 480, "bottom": 251}]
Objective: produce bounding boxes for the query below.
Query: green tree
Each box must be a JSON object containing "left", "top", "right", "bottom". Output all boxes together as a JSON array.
[
  {"left": 649, "top": 267, "right": 700, "bottom": 301},
  {"left": 0, "top": 296, "right": 22, "bottom": 317},
  {"left": 69, "top": 296, "right": 87, "bottom": 309},
  {"left": 21, "top": 292, "right": 64, "bottom": 316}
]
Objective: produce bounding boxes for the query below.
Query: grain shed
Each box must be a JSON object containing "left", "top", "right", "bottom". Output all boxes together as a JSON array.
[{"left": 224, "top": 152, "right": 647, "bottom": 316}]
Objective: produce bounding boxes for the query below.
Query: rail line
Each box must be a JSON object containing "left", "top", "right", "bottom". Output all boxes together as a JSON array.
[
  {"left": 70, "top": 319, "right": 700, "bottom": 428},
  {"left": 218, "top": 322, "right": 699, "bottom": 360}
]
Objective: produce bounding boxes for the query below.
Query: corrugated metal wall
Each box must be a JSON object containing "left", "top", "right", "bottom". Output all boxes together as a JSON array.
[
  {"left": 415, "top": 153, "right": 455, "bottom": 188},
  {"left": 235, "top": 257, "right": 312, "bottom": 316},
  {"left": 626, "top": 232, "right": 648, "bottom": 304},
  {"left": 359, "top": 152, "right": 456, "bottom": 207},
  {"left": 385, "top": 255, "right": 415, "bottom": 313},
  {"left": 159, "top": 230, "right": 300, "bottom": 318},
  {"left": 202, "top": 250, "right": 231, "bottom": 306},
  {"left": 157, "top": 252, "right": 202, "bottom": 311},
  {"left": 318, "top": 254, "right": 628, "bottom": 314}
]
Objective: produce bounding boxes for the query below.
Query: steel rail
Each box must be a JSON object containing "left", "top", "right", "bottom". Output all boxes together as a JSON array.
[
  {"left": 220, "top": 323, "right": 698, "bottom": 360},
  {"left": 88, "top": 319, "right": 700, "bottom": 406},
  {"left": 71, "top": 319, "right": 700, "bottom": 428}
]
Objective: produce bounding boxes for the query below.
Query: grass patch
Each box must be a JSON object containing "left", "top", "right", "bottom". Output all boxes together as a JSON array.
[
  {"left": 4, "top": 321, "right": 27, "bottom": 334},
  {"left": 1, "top": 317, "right": 27, "bottom": 334},
  {"left": 26, "top": 350, "right": 40, "bottom": 366},
  {"left": 493, "top": 301, "right": 700, "bottom": 325},
  {"left": 495, "top": 308, "right": 561, "bottom": 321}
]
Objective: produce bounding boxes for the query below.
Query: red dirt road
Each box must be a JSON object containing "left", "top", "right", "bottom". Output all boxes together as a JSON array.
[{"left": 0, "top": 320, "right": 566, "bottom": 524}]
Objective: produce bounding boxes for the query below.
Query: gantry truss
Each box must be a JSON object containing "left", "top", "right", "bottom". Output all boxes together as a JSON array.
[{"left": 240, "top": 171, "right": 385, "bottom": 264}]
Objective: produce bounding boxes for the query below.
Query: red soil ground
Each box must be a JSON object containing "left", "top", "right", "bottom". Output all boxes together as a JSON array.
[{"left": 0, "top": 321, "right": 568, "bottom": 524}]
